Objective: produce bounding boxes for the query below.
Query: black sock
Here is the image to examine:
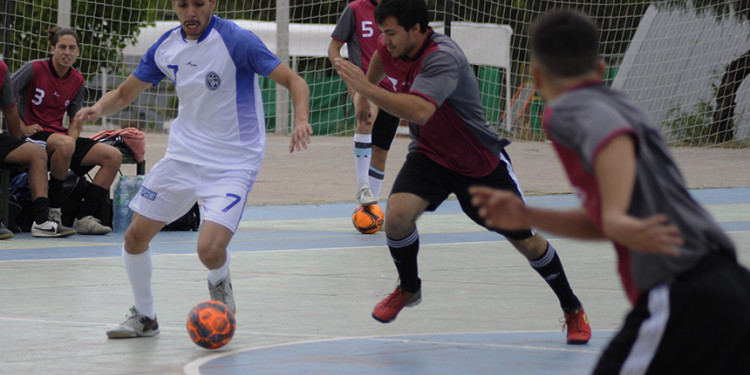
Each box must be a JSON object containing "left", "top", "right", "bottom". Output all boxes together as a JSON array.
[
  {"left": 48, "top": 176, "right": 64, "bottom": 209},
  {"left": 78, "top": 183, "right": 108, "bottom": 219},
  {"left": 387, "top": 228, "right": 421, "bottom": 292},
  {"left": 529, "top": 243, "right": 581, "bottom": 312},
  {"left": 32, "top": 197, "right": 50, "bottom": 224}
]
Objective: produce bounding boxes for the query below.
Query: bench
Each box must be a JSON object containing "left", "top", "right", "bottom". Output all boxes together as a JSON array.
[
  {"left": 125, "top": 156, "right": 146, "bottom": 176},
  {"left": 0, "top": 152, "right": 145, "bottom": 229},
  {"left": 1, "top": 167, "right": 8, "bottom": 227}
]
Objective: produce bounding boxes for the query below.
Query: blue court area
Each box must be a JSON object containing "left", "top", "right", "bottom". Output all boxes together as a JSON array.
[
  {"left": 3, "top": 188, "right": 748, "bottom": 262},
  {"left": 189, "top": 331, "right": 616, "bottom": 375},
  {"left": 1, "top": 188, "right": 748, "bottom": 375}
]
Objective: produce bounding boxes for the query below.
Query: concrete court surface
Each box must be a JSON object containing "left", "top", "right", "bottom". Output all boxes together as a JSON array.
[{"left": 0, "top": 134, "right": 749, "bottom": 374}]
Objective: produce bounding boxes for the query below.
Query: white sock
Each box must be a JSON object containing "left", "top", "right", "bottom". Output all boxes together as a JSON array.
[
  {"left": 353, "top": 133, "right": 372, "bottom": 188},
  {"left": 369, "top": 166, "right": 385, "bottom": 198},
  {"left": 207, "top": 252, "right": 230, "bottom": 286},
  {"left": 122, "top": 247, "right": 155, "bottom": 319}
]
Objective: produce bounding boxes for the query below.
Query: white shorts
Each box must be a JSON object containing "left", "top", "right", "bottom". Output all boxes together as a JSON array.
[{"left": 129, "top": 158, "right": 256, "bottom": 233}]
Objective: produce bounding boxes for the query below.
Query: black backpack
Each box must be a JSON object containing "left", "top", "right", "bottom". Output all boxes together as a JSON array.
[
  {"left": 7, "top": 170, "right": 33, "bottom": 232},
  {"left": 161, "top": 203, "right": 200, "bottom": 231}
]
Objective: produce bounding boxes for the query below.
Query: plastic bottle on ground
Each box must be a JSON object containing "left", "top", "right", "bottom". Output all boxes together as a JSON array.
[{"left": 113, "top": 176, "right": 132, "bottom": 233}]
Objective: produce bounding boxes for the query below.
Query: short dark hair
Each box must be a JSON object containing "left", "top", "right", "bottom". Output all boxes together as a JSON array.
[
  {"left": 47, "top": 26, "right": 80, "bottom": 47},
  {"left": 530, "top": 10, "right": 599, "bottom": 77},
  {"left": 375, "top": 0, "right": 429, "bottom": 34}
]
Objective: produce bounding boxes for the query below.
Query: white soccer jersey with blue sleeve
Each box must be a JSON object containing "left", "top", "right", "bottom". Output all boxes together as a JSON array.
[{"left": 133, "top": 16, "right": 281, "bottom": 172}]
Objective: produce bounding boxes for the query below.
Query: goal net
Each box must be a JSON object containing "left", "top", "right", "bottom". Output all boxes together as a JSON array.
[{"left": 2, "top": 0, "right": 749, "bottom": 148}]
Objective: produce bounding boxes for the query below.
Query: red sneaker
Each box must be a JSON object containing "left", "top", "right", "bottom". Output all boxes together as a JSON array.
[
  {"left": 372, "top": 286, "right": 422, "bottom": 323},
  {"left": 563, "top": 307, "right": 592, "bottom": 345}
]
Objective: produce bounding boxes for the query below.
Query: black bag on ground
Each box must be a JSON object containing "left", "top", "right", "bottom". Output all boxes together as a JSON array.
[
  {"left": 162, "top": 203, "right": 200, "bottom": 231},
  {"left": 6, "top": 195, "right": 23, "bottom": 233},
  {"left": 62, "top": 171, "right": 112, "bottom": 228},
  {"left": 8, "top": 170, "right": 33, "bottom": 232}
]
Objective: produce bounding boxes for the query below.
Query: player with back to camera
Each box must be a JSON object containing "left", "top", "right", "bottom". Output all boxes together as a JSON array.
[
  {"left": 471, "top": 10, "right": 750, "bottom": 374},
  {"left": 75, "top": 0, "right": 313, "bottom": 338},
  {"left": 328, "top": 0, "right": 401, "bottom": 207},
  {"left": 334, "top": 0, "right": 592, "bottom": 345},
  {"left": 0, "top": 59, "right": 75, "bottom": 238},
  {"left": 12, "top": 27, "right": 121, "bottom": 235}
]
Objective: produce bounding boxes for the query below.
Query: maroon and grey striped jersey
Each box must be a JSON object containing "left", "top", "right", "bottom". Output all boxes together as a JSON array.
[
  {"left": 544, "top": 82, "right": 736, "bottom": 302},
  {"left": 12, "top": 58, "right": 84, "bottom": 134},
  {"left": 377, "top": 29, "right": 510, "bottom": 177}
]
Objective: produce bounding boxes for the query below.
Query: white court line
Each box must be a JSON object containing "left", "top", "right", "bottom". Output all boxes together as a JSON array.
[{"left": 183, "top": 330, "right": 612, "bottom": 375}]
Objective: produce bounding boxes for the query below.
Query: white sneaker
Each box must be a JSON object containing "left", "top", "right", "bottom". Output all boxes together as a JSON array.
[
  {"left": 209, "top": 272, "right": 236, "bottom": 314},
  {"left": 31, "top": 220, "right": 76, "bottom": 238},
  {"left": 106, "top": 306, "right": 160, "bottom": 339},
  {"left": 48, "top": 207, "right": 62, "bottom": 223},
  {"left": 74, "top": 215, "right": 112, "bottom": 235},
  {"left": 356, "top": 185, "right": 377, "bottom": 206}
]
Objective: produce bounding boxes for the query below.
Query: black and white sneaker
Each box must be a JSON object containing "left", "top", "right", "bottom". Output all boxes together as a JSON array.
[{"left": 31, "top": 220, "right": 76, "bottom": 238}]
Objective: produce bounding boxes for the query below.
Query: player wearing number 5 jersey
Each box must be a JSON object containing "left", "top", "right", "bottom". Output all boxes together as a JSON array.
[
  {"left": 329, "top": 0, "right": 401, "bottom": 207},
  {"left": 75, "top": 0, "right": 313, "bottom": 339}
]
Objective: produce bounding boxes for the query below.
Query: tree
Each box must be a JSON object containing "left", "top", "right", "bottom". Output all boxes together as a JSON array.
[
  {"left": 661, "top": 0, "right": 750, "bottom": 143},
  {"left": 434, "top": 0, "right": 748, "bottom": 143},
  {"left": 3, "top": 0, "right": 160, "bottom": 78}
]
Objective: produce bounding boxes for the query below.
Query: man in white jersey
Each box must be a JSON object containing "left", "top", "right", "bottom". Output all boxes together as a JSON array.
[{"left": 76, "top": 0, "right": 313, "bottom": 338}]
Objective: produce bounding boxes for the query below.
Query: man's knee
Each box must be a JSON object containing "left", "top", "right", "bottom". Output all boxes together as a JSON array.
[
  {"left": 123, "top": 228, "right": 150, "bottom": 254},
  {"left": 100, "top": 145, "right": 123, "bottom": 168},
  {"left": 384, "top": 206, "right": 415, "bottom": 239},
  {"left": 197, "top": 243, "right": 227, "bottom": 268},
  {"left": 509, "top": 234, "right": 549, "bottom": 260},
  {"left": 47, "top": 136, "right": 75, "bottom": 157}
]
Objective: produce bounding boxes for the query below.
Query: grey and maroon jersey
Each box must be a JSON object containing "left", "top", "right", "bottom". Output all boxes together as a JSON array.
[
  {"left": 544, "top": 82, "right": 736, "bottom": 302},
  {"left": 331, "top": 0, "right": 379, "bottom": 72},
  {"left": 331, "top": 0, "right": 392, "bottom": 90},
  {"left": 11, "top": 58, "right": 85, "bottom": 134},
  {"left": 377, "top": 29, "right": 509, "bottom": 177},
  {"left": 0, "top": 60, "right": 15, "bottom": 109}
]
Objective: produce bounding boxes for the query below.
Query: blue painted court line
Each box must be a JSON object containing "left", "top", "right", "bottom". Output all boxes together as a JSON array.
[
  {"left": 191, "top": 331, "right": 616, "bottom": 375},
  {"left": 1, "top": 188, "right": 748, "bottom": 262},
  {"left": 239, "top": 188, "right": 750, "bottom": 221}
]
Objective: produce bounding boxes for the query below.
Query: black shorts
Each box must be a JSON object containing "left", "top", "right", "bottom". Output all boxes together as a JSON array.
[
  {"left": 391, "top": 151, "right": 533, "bottom": 240},
  {"left": 594, "top": 253, "right": 750, "bottom": 374},
  {"left": 371, "top": 109, "right": 399, "bottom": 151},
  {"left": 30, "top": 131, "right": 98, "bottom": 176},
  {"left": 0, "top": 133, "right": 27, "bottom": 168}
]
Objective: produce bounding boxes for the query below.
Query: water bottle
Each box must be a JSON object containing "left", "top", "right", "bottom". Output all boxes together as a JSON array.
[
  {"left": 124, "top": 176, "right": 144, "bottom": 226},
  {"left": 133, "top": 175, "right": 144, "bottom": 197},
  {"left": 113, "top": 176, "right": 132, "bottom": 233}
]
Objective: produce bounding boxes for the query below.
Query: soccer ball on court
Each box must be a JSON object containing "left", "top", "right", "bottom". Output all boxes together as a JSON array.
[
  {"left": 186, "top": 300, "right": 236, "bottom": 350},
  {"left": 352, "top": 204, "right": 384, "bottom": 234}
]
